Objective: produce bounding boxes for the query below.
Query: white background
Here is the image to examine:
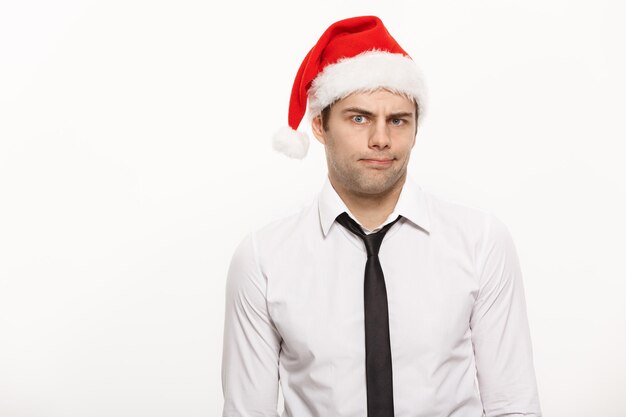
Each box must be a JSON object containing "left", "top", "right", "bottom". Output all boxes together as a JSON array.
[{"left": 1, "top": 0, "right": 625, "bottom": 416}]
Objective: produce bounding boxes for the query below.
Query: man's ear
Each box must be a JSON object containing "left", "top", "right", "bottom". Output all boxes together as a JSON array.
[{"left": 311, "top": 115, "right": 326, "bottom": 145}]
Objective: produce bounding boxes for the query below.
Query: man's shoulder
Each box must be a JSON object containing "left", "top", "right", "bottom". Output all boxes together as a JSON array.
[
  {"left": 228, "top": 197, "right": 319, "bottom": 271},
  {"left": 416, "top": 187, "right": 518, "bottom": 269},
  {"left": 427, "top": 189, "right": 492, "bottom": 217},
  {"left": 417, "top": 185, "right": 505, "bottom": 237},
  {"left": 251, "top": 196, "right": 319, "bottom": 245}
]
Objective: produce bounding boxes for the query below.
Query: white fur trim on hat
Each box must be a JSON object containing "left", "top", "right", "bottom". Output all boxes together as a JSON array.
[
  {"left": 272, "top": 126, "right": 310, "bottom": 159},
  {"left": 307, "top": 50, "right": 427, "bottom": 121}
]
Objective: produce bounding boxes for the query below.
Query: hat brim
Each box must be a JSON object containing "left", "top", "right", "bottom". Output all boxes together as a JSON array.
[{"left": 307, "top": 50, "right": 428, "bottom": 121}]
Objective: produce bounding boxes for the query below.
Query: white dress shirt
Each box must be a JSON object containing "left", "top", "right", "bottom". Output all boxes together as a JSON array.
[{"left": 221, "top": 176, "right": 542, "bottom": 417}]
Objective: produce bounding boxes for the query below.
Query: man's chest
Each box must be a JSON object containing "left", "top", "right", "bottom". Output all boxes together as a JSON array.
[{"left": 264, "top": 236, "right": 479, "bottom": 367}]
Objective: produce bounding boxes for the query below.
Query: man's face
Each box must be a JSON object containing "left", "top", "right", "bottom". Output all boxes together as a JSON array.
[{"left": 311, "top": 89, "right": 417, "bottom": 196}]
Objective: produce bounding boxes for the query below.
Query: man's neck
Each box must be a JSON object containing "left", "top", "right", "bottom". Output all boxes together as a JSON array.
[{"left": 331, "top": 174, "right": 406, "bottom": 231}]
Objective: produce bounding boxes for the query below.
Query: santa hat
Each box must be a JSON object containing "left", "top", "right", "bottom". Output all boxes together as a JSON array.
[{"left": 273, "top": 15, "right": 427, "bottom": 159}]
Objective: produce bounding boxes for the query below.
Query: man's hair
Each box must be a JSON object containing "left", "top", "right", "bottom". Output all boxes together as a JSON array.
[{"left": 318, "top": 91, "right": 420, "bottom": 133}]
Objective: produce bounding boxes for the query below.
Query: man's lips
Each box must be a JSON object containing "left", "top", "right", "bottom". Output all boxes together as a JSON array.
[{"left": 359, "top": 158, "right": 395, "bottom": 167}]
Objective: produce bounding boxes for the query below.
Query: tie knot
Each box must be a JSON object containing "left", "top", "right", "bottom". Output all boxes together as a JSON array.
[{"left": 335, "top": 212, "right": 401, "bottom": 257}]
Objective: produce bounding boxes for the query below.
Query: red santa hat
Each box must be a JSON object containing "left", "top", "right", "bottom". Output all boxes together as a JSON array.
[{"left": 273, "top": 15, "right": 427, "bottom": 159}]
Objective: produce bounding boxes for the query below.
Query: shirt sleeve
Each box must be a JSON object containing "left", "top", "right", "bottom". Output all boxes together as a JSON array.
[
  {"left": 470, "top": 214, "right": 542, "bottom": 417},
  {"left": 221, "top": 232, "right": 282, "bottom": 417}
]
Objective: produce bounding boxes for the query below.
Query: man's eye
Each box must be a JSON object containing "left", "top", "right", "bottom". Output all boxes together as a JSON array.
[
  {"left": 391, "top": 118, "right": 405, "bottom": 126},
  {"left": 352, "top": 115, "right": 366, "bottom": 124}
]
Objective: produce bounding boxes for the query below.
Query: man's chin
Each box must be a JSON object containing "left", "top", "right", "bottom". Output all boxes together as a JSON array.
[{"left": 351, "top": 173, "right": 404, "bottom": 195}]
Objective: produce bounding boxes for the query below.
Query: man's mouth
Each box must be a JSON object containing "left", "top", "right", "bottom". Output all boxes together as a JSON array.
[{"left": 359, "top": 158, "right": 395, "bottom": 166}]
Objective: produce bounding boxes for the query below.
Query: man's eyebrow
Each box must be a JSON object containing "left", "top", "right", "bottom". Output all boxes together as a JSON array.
[
  {"left": 341, "top": 107, "right": 374, "bottom": 116},
  {"left": 341, "top": 107, "right": 414, "bottom": 119},
  {"left": 387, "top": 111, "right": 414, "bottom": 119}
]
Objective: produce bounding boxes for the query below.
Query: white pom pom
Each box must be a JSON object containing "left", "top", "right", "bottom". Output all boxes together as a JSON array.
[{"left": 272, "top": 126, "right": 310, "bottom": 159}]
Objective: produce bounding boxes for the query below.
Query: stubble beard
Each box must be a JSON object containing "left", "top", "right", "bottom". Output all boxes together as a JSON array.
[{"left": 327, "top": 152, "right": 410, "bottom": 196}]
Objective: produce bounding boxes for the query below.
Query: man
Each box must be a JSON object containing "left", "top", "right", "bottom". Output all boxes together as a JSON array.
[{"left": 221, "top": 15, "right": 542, "bottom": 417}]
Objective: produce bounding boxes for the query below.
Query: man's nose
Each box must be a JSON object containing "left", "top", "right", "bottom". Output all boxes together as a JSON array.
[{"left": 369, "top": 120, "right": 391, "bottom": 149}]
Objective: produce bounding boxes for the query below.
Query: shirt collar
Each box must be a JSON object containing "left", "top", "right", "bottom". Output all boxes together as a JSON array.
[{"left": 318, "top": 175, "right": 431, "bottom": 237}]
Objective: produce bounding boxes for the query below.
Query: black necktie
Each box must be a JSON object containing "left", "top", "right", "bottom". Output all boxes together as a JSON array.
[{"left": 335, "top": 212, "right": 401, "bottom": 417}]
